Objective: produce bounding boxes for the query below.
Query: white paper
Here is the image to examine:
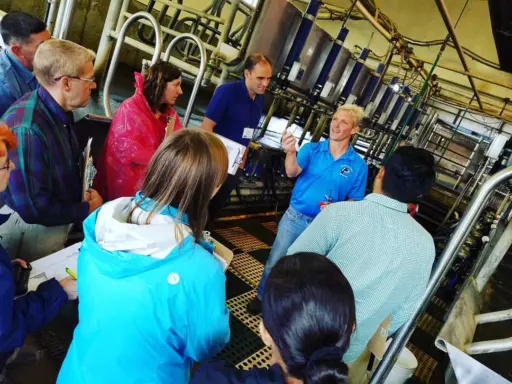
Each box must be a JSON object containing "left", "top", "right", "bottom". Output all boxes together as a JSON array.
[
  {"left": 242, "top": 128, "right": 254, "bottom": 139},
  {"left": 82, "top": 137, "right": 96, "bottom": 200},
  {"left": 440, "top": 340, "right": 511, "bottom": 384},
  {"left": 28, "top": 243, "right": 81, "bottom": 291},
  {"left": 215, "top": 134, "right": 246, "bottom": 175}
]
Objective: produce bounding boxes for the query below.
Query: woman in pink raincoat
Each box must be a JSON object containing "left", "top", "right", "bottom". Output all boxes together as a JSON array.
[{"left": 96, "top": 61, "right": 184, "bottom": 201}]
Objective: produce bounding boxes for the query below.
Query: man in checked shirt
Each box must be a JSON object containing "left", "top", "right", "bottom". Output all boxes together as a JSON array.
[{"left": 0, "top": 40, "right": 103, "bottom": 261}]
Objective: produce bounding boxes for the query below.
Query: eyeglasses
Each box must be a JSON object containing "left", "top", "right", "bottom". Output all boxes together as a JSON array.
[
  {"left": 54, "top": 75, "right": 96, "bottom": 83},
  {"left": 0, "top": 159, "right": 11, "bottom": 171}
]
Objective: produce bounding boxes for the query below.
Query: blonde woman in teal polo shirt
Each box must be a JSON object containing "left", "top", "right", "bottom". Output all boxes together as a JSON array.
[{"left": 247, "top": 104, "right": 368, "bottom": 315}]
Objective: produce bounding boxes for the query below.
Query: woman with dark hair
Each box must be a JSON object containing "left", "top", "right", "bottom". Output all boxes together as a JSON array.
[
  {"left": 58, "top": 129, "right": 230, "bottom": 384},
  {"left": 95, "top": 61, "right": 184, "bottom": 201},
  {"left": 192, "top": 252, "right": 356, "bottom": 384}
]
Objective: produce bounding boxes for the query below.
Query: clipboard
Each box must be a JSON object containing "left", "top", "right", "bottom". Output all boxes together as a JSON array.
[{"left": 215, "top": 134, "right": 247, "bottom": 175}]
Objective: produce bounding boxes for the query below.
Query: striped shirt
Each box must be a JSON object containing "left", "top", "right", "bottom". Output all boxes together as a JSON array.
[
  {"left": 1, "top": 87, "right": 89, "bottom": 226},
  {"left": 288, "top": 193, "right": 435, "bottom": 362}
]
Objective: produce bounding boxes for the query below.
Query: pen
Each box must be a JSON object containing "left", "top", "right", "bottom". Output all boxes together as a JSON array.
[{"left": 65, "top": 267, "right": 77, "bottom": 279}]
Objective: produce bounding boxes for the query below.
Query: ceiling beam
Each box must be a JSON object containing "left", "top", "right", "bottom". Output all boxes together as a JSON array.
[{"left": 434, "top": 0, "right": 485, "bottom": 110}]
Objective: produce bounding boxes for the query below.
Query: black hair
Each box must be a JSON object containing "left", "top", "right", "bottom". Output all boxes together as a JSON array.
[
  {"left": 244, "top": 53, "right": 272, "bottom": 72},
  {"left": 0, "top": 11, "right": 47, "bottom": 46},
  {"left": 382, "top": 146, "right": 436, "bottom": 203},
  {"left": 262, "top": 253, "right": 356, "bottom": 384},
  {"left": 142, "top": 60, "right": 182, "bottom": 113}
]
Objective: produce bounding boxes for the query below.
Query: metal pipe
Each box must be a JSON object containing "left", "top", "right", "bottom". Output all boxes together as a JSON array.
[
  {"left": 370, "top": 165, "right": 512, "bottom": 383},
  {"left": 434, "top": 0, "right": 484, "bottom": 110},
  {"left": 93, "top": 0, "right": 124, "bottom": 83},
  {"left": 404, "top": 36, "right": 501, "bottom": 71},
  {"left": 116, "top": 0, "right": 131, "bottom": 33},
  {"left": 299, "top": 111, "right": 317, "bottom": 146},
  {"left": 410, "top": 55, "right": 512, "bottom": 92},
  {"left": 53, "top": 0, "right": 66, "bottom": 38},
  {"left": 312, "top": 114, "right": 328, "bottom": 142},
  {"left": 475, "top": 309, "right": 512, "bottom": 325},
  {"left": 354, "top": 1, "right": 431, "bottom": 87},
  {"left": 46, "top": 0, "right": 59, "bottom": 35},
  {"left": 103, "top": 12, "right": 163, "bottom": 118},
  {"left": 260, "top": 98, "right": 281, "bottom": 136},
  {"left": 163, "top": 33, "right": 207, "bottom": 127},
  {"left": 57, "top": 0, "right": 76, "bottom": 39},
  {"left": 475, "top": 218, "right": 512, "bottom": 292},
  {"left": 218, "top": 0, "right": 242, "bottom": 48},
  {"left": 125, "top": 12, "right": 217, "bottom": 53},
  {"left": 285, "top": 103, "right": 300, "bottom": 129},
  {"left": 465, "top": 337, "right": 512, "bottom": 355},
  {"left": 107, "top": 32, "right": 221, "bottom": 85},
  {"left": 155, "top": 0, "right": 225, "bottom": 24}
]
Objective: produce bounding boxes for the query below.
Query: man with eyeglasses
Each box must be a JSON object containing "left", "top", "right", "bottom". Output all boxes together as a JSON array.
[
  {"left": 0, "top": 39, "right": 103, "bottom": 262},
  {"left": 0, "top": 12, "right": 51, "bottom": 117}
]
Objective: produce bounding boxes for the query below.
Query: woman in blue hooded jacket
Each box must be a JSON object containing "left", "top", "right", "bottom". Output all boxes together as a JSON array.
[{"left": 57, "top": 129, "right": 231, "bottom": 384}]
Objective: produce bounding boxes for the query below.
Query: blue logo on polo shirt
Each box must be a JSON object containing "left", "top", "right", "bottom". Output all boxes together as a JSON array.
[{"left": 340, "top": 165, "right": 353, "bottom": 177}]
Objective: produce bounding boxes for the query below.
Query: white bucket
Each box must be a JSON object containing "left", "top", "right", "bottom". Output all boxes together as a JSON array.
[{"left": 380, "top": 339, "right": 418, "bottom": 384}]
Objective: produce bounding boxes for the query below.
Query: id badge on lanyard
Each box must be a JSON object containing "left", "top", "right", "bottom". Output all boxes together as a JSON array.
[{"left": 242, "top": 127, "right": 254, "bottom": 140}]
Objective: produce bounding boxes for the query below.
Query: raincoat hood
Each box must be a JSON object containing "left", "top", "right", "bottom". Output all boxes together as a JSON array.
[{"left": 83, "top": 194, "right": 191, "bottom": 279}]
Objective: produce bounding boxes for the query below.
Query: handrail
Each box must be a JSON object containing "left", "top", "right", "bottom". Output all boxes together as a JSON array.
[
  {"left": 103, "top": 12, "right": 163, "bottom": 118},
  {"left": 163, "top": 33, "right": 206, "bottom": 127},
  {"left": 370, "top": 165, "right": 512, "bottom": 383}
]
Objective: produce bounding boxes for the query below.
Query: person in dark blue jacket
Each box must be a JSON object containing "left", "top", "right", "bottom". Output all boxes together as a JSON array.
[
  {"left": 0, "top": 123, "right": 76, "bottom": 383},
  {"left": 192, "top": 252, "right": 356, "bottom": 384}
]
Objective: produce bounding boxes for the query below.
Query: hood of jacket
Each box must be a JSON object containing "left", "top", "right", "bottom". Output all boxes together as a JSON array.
[{"left": 82, "top": 195, "right": 192, "bottom": 279}]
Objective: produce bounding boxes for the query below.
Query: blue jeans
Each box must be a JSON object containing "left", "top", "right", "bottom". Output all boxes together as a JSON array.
[{"left": 256, "top": 206, "right": 314, "bottom": 299}]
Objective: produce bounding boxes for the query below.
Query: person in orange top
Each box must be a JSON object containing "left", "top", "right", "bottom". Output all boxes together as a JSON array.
[{"left": 95, "top": 61, "right": 184, "bottom": 201}]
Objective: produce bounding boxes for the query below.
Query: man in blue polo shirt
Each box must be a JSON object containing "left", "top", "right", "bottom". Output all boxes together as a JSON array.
[
  {"left": 247, "top": 104, "right": 368, "bottom": 314},
  {"left": 0, "top": 12, "right": 50, "bottom": 117},
  {"left": 201, "top": 54, "right": 272, "bottom": 222}
]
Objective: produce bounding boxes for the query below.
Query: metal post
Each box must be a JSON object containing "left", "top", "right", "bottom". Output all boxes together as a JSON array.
[
  {"left": 218, "top": 0, "right": 242, "bottom": 48},
  {"left": 260, "top": 98, "right": 281, "bottom": 136},
  {"left": 46, "top": 0, "right": 59, "bottom": 35},
  {"left": 434, "top": 0, "right": 484, "bottom": 110},
  {"left": 93, "top": 0, "right": 124, "bottom": 83},
  {"left": 312, "top": 114, "right": 328, "bottom": 142},
  {"left": 53, "top": 0, "right": 66, "bottom": 38},
  {"left": 475, "top": 218, "right": 512, "bottom": 292},
  {"left": 163, "top": 34, "right": 207, "bottom": 127},
  {"left": 370, "top": 165, "right": 512, "bottom": 384},
  {"left": 299, "top": 111, "right": 316, "bottom": 145},
  {"left": 116, "top": 0, "right": 131, "bottom": 33},
  {"left": 465, "top": 337, "right": 512, "bottom": 355},
  {"left": 103, "top": 12, "right": 163, "bottom": 118},
  {"left": 286, "top": 103, "right": 299, "bottom": 129},
  {"left": 57, "top": 0, "right": 76, "bottom": 40}
]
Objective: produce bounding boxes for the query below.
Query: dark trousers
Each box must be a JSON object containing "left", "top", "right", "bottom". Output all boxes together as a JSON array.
[{"left": 208, "top": 169, "right": 243, "bottom": 226}]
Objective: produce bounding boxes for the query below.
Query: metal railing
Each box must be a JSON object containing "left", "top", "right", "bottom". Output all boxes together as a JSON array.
[
  {"left": 370, "top": 165, "right": 512, "bottom": 383},
  {"left": 103, "top": 12, "right": 163, "bottom": 117},
  {"left": 51, "top": 0, "right": 76, "bottom": 39},
  {"left": 163, "top": 33, "right": 207, "bottom": 126}
]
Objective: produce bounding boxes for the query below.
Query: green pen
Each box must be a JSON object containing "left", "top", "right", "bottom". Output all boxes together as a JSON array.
[{"left": 65, "top": 267, "right": 77, "bottom": 279}]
